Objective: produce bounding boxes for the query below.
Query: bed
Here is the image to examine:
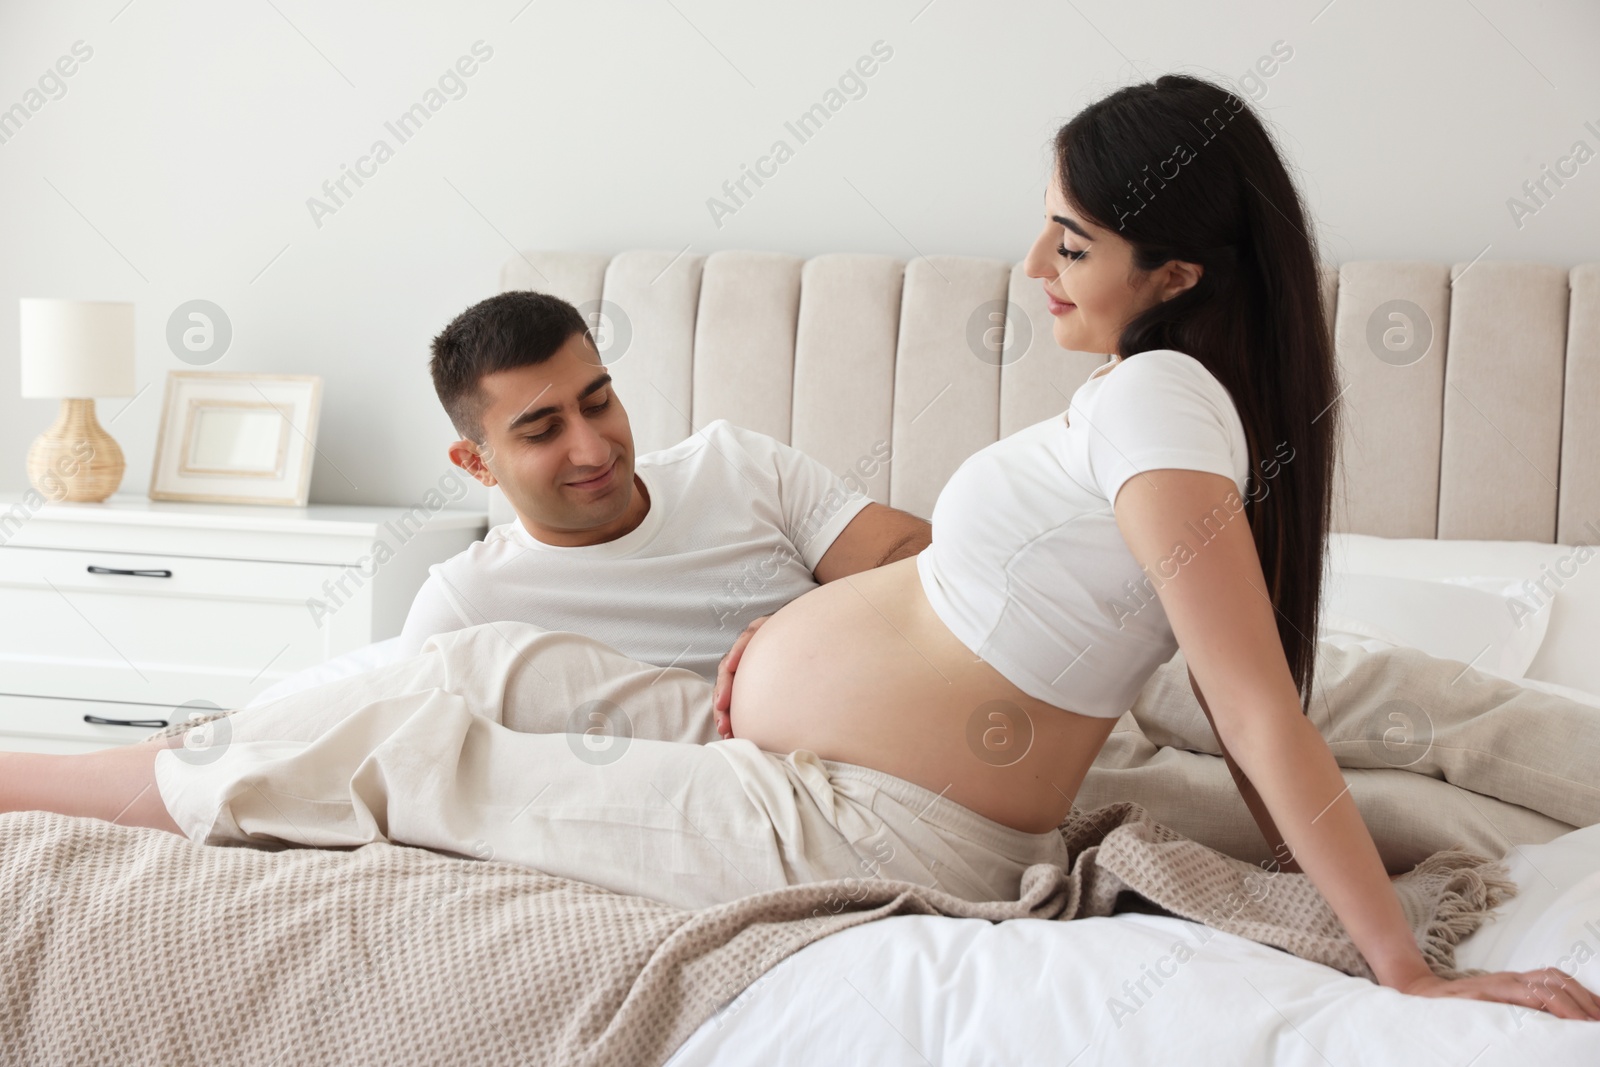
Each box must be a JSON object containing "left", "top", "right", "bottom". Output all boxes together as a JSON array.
[{"left": 4, "top": 250, "right": 1599, "bottom": 1065}]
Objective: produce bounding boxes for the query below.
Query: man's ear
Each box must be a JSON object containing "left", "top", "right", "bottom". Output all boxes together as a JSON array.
[{"left": 449, "top": 438, "right": 498, "bottom": 487}]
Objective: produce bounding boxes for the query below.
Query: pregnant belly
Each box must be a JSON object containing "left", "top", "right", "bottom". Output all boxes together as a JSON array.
[{"left": 726, "top": 555, "right": 1118, "bottom": 833}]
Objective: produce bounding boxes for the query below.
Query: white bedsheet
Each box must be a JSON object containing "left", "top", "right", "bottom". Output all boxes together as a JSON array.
[{"left": 667, "top": 824, "right": 1600, "bottom": 1065}]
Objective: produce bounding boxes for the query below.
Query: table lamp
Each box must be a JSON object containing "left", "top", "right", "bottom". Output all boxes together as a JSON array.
[{"left": 19, "top": 298, "right": 136, "bottom": 503}]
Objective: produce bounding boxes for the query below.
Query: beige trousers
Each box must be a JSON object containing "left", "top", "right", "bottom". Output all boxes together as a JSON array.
[
  {"left": 1082, "top": 642, "right": 1600, "bottom": 871},
  {"left": 153, "top": 622, "right": 1071, "bottom": 910}
]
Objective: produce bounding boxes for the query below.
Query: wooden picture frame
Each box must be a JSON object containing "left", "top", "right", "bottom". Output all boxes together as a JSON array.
[{"left": 149, "top": 371, "right": 322, "bottom": 506}]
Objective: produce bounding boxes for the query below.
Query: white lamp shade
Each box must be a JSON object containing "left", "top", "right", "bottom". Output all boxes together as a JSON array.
[{"left": 19, "top": 298, "right": 136, "bottom": 398}]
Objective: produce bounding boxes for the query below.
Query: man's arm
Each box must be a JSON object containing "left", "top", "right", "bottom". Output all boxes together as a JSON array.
[
  {"left": 713, "top": 504, "right": 928, "bottom": 723},
  {"left": 395, "top": 572, "right": 472, "bottom": 659},
  {"left": 811, "top": 502, "right": 931, "bottom": 584}
]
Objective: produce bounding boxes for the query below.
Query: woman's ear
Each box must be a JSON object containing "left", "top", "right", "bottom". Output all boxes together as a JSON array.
[{"left": 1159, "top": 259, "right": 1205, "bottom": 301}]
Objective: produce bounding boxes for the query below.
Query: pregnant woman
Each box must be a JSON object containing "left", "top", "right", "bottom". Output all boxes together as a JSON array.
[{"left": 4, "top": 74, "right": 1596, "bottom": 1020}]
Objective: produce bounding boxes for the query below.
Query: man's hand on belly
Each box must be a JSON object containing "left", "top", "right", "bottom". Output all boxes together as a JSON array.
[{"left": 713, "top": 614, "right": 771, "bottom": 739}]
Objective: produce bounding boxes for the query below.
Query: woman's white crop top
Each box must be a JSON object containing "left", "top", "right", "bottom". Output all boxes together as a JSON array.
[{"left": 915, "top": 349, "right": 1252, "bottom": 718}]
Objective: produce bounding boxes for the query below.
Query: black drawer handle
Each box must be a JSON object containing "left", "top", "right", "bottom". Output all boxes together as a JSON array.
[
  {"left": 87, "top": 565, "right": 173, "bottom": 578},
  {"left": 84, "top": 714, "right": 170, "bottom": 729}
]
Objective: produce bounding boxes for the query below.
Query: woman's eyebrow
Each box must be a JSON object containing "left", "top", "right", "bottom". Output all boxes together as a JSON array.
[{"left": 1051, "top": 214, "right": 1092, "bottom": 239}]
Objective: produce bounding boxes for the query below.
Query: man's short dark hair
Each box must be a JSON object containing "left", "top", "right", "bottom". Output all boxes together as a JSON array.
[{"left": 429, "top": 291, "right": 590, "bottom": 442}]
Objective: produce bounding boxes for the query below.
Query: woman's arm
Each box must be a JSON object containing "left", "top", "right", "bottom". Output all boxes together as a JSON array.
[
  {"left": 1113, "top": 467, "right": 1600, "bottom": 1019},
  {"left": 1187, "top": 667, "right": 1301, "bottom": 874}
]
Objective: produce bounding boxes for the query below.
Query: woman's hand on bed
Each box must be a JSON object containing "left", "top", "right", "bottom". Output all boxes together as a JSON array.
[
  {"left": 712, "top": 615, "right": 770, "bottom": 739},
  {"left": 1394, "top": 967, "right": 1600, "bottom": 1020}
]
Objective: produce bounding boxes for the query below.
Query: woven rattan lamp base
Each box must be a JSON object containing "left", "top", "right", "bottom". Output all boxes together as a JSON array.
[{"left": 26, "top": 397, "right": 126, "bottom": 503}]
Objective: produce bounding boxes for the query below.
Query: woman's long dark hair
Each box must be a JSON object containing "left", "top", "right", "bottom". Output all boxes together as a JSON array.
[{"left": 1056, "top": 74, "right": 1337, "bottom": 713}]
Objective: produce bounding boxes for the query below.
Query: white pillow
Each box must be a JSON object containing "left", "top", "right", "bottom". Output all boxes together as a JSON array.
[
  {"left": 1318, "top": 571, "right": 1552, "bottom": 681},
  {"left": 1454, "top": 821, "right": 1600, "bottom": 978},
  {"left": 1326, "top": 533, "right": 1600, "bottom": 698},
  {"left": 245, "top": 635, "right": 408, "bottom": 708}
]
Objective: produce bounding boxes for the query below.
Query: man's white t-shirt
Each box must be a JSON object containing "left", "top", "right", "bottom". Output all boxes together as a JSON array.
[{"left": 398, "top": 419, "right": 874, "bottom": 683}]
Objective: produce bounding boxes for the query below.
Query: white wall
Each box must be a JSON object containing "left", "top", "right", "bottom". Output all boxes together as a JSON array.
[{"left": 2, "top": 0, "right": 1597, "bottom": 509}]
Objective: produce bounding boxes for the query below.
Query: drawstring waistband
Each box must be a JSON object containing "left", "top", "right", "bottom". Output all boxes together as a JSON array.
[{"left": 820, "top": 758, "right": 1069, "bottom": 863}]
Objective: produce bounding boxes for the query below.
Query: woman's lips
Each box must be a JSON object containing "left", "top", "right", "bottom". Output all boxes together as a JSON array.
[
  {"left": 1045, "top": 292, "right": 1076, "bottom": 316},
  {"left": 567, "top": 460, "right": 616, "bottom": 491}
]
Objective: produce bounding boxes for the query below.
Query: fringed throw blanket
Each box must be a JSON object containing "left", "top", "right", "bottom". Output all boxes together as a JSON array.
[{"left": 0, "top": 801, "right": 1513, "bottom": 1067}]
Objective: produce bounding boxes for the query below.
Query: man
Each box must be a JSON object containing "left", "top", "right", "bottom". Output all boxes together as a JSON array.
[{"left": 399, "top": 289, "right": 930, "bottom": 711}]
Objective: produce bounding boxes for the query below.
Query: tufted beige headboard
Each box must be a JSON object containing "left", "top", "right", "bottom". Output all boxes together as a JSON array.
[{"left": 492, "top": 251, "right": 1600, "bottom": 546}]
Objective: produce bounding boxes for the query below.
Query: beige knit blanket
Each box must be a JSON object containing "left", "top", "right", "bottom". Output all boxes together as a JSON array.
[{"left": 0, "top": 800, "right": 1513, "bottom": 1067}]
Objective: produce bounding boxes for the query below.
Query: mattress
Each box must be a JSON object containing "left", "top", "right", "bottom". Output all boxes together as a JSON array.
[
  {"left": 663, "top": 533, "right": 1600, "bottom": 1063},
  {"left": 241, "top": 533, "right": 1600, "bottom": 1062},
  {"left": 663, "top": 827, "right": 1600, "bottom": 1066}
]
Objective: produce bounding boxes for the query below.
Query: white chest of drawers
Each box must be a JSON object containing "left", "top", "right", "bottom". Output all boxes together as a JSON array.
[{"left": 0, "top": 493, "right": 486, "bottom": 754}]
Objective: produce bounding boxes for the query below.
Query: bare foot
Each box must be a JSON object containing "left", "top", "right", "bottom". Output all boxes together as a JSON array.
[{"left": 0, "top": 741, "right": 184, "bottom": 835}]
